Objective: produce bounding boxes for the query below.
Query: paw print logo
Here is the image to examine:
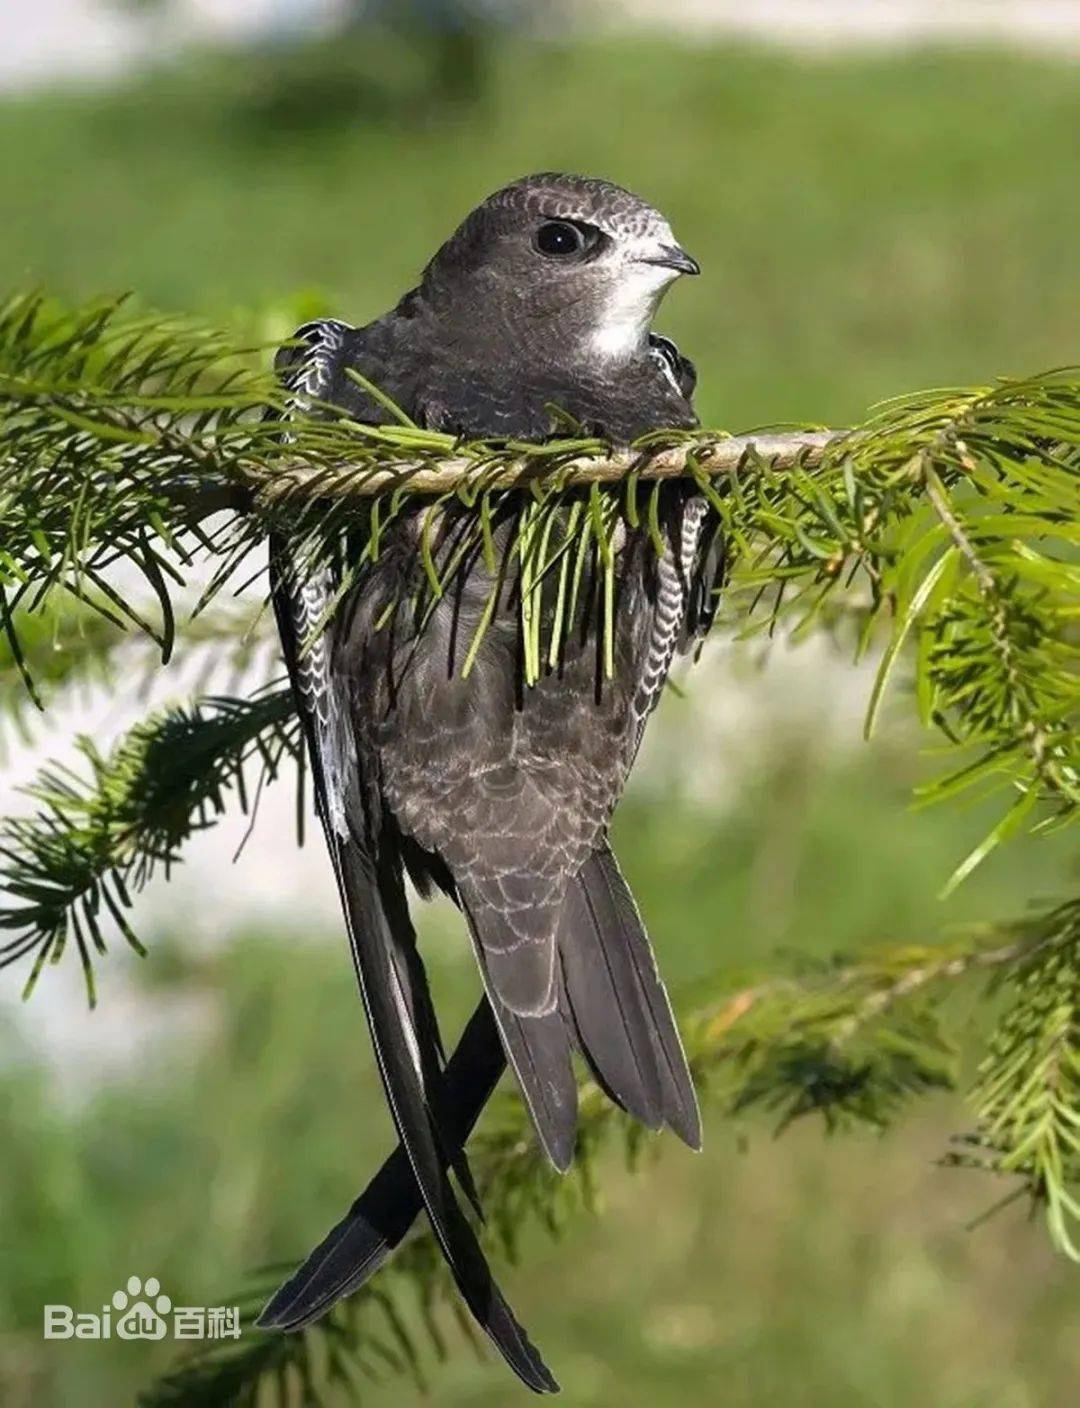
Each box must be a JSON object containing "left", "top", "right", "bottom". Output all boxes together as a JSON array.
[{"left": 113, "top": 1276, "right": 172, "bottom": 1340}]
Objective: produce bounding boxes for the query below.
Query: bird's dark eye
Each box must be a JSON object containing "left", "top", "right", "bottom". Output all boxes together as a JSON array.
[{"left": 534, "top": 220, "right": 585, "bottom": 258}]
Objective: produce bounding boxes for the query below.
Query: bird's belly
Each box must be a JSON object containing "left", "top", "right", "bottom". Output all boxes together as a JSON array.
[{"left": 356, "top": 526, "right": 654, "bottom": 863}]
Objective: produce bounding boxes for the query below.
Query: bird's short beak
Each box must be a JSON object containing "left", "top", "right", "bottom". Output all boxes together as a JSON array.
[{"left": 639, "top": 244, "right": 701, "bottom": 277}]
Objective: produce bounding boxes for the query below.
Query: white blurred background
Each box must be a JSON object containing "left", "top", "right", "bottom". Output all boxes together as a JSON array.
[{"left": 5, "top": 0, "right": 1080, "bottom": 91}]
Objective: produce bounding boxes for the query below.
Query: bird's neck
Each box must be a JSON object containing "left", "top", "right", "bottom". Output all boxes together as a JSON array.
[{"left": 579, "top": 277, "right": 659, "bottom": 366}]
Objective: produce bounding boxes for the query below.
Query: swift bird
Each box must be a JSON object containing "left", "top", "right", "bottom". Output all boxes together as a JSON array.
[{"left": 259, "top": 173, "right": 722, "bottom": 1391}]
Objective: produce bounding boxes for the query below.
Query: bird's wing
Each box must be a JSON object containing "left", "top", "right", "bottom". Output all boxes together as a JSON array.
[
  {"left": 263, "top": 322, "right": 556, "bottom": 1393},
  {"left": 259, "top": 997, "right": 505, "bottom": 1331},
  {"left": 626, "top": 487, "right": 724, "bottom": 771},
  {"left": 268, "top": 319, "right": 357, "bottom": 836},
  {"left": 642, "top": 336, "right": 722, "bottom": 651}
]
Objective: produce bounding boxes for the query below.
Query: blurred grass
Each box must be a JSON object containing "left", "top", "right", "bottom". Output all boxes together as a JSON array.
[{"left": 1, "top": 31, "right": 1078, "bottom": 1408}]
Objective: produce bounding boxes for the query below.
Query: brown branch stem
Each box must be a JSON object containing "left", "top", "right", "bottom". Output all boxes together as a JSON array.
[{"left": 241, "top": 429, "right": 847, "bottom": 505}]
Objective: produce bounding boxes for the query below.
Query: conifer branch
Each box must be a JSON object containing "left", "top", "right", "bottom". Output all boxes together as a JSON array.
[
  {"left": 2, "top": 294, "right": 1075, "bottom": 854},
  {"left": 244, "top": 430, "right": 844, "bottom": 503},
  {"left": 1, "top": 292, "right": 1077, "bottom": 1402},
  {"left": 945, "top": 900, "right": 1080, "bottom": 1259},
  {"left": 0, "top": 689, "right": 297, "bottom": 1006},
  {"left": 0, "top": 595, "right": 273, "bottom": 738}
]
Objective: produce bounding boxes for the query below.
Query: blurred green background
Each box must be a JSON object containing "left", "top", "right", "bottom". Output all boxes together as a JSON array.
[{"left": 2, "top": 14, "right": 1080, "bottom": 1408}]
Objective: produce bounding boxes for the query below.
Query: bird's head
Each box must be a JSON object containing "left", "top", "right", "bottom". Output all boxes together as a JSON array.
[{"left": 418, "top": 173, "right": 699, "bottom": 364}]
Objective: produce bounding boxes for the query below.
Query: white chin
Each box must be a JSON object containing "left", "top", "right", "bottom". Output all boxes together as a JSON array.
[{"left": 586, "top": 264, "right": 674, "bottom": 362}]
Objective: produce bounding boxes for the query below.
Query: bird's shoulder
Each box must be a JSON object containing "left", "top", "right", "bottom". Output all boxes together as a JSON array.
[{"left": 275, "top": 309, "right": 425, "bottom": 424}]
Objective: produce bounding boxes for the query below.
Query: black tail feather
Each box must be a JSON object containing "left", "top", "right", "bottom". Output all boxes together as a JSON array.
[
  {"left": 461, "top": 843, "right": 699, "bottom": 1175},
  {"left": 494, "top": 1004, "right": 578, "bottom": 1173}
]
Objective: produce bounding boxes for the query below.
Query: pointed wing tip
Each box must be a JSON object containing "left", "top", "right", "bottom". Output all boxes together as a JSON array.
[
  {"left": 255, "top": 1270, "right": 320, "bottom": 1332},
  {"left": 255, "top": 1284, "right": 308, "bottom": 1332},
  {"left": 260, "top": 1298, "right": 562, "bottom": 1395},
  {"left": 667, "top": 1102, "right": 703, "bottom": 1152},
  {"left": 256, "top": 1276, "right": 345, "bottom": 1334},
  {"left": 511, "top": 1343, "right": 560, "bottom": 1395}
]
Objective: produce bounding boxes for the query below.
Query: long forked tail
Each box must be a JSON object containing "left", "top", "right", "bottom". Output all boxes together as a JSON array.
[
  {"left": 463, "top": 841, "right": 701, "bottom": 1175},
  {"left": 260, "top": 844, "right": 699, "bottom": 1339}
]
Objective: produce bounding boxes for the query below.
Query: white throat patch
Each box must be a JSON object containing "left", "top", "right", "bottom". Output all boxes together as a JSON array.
[{"left": 585, "top": 239, "right": 680, "bottom": 363}]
